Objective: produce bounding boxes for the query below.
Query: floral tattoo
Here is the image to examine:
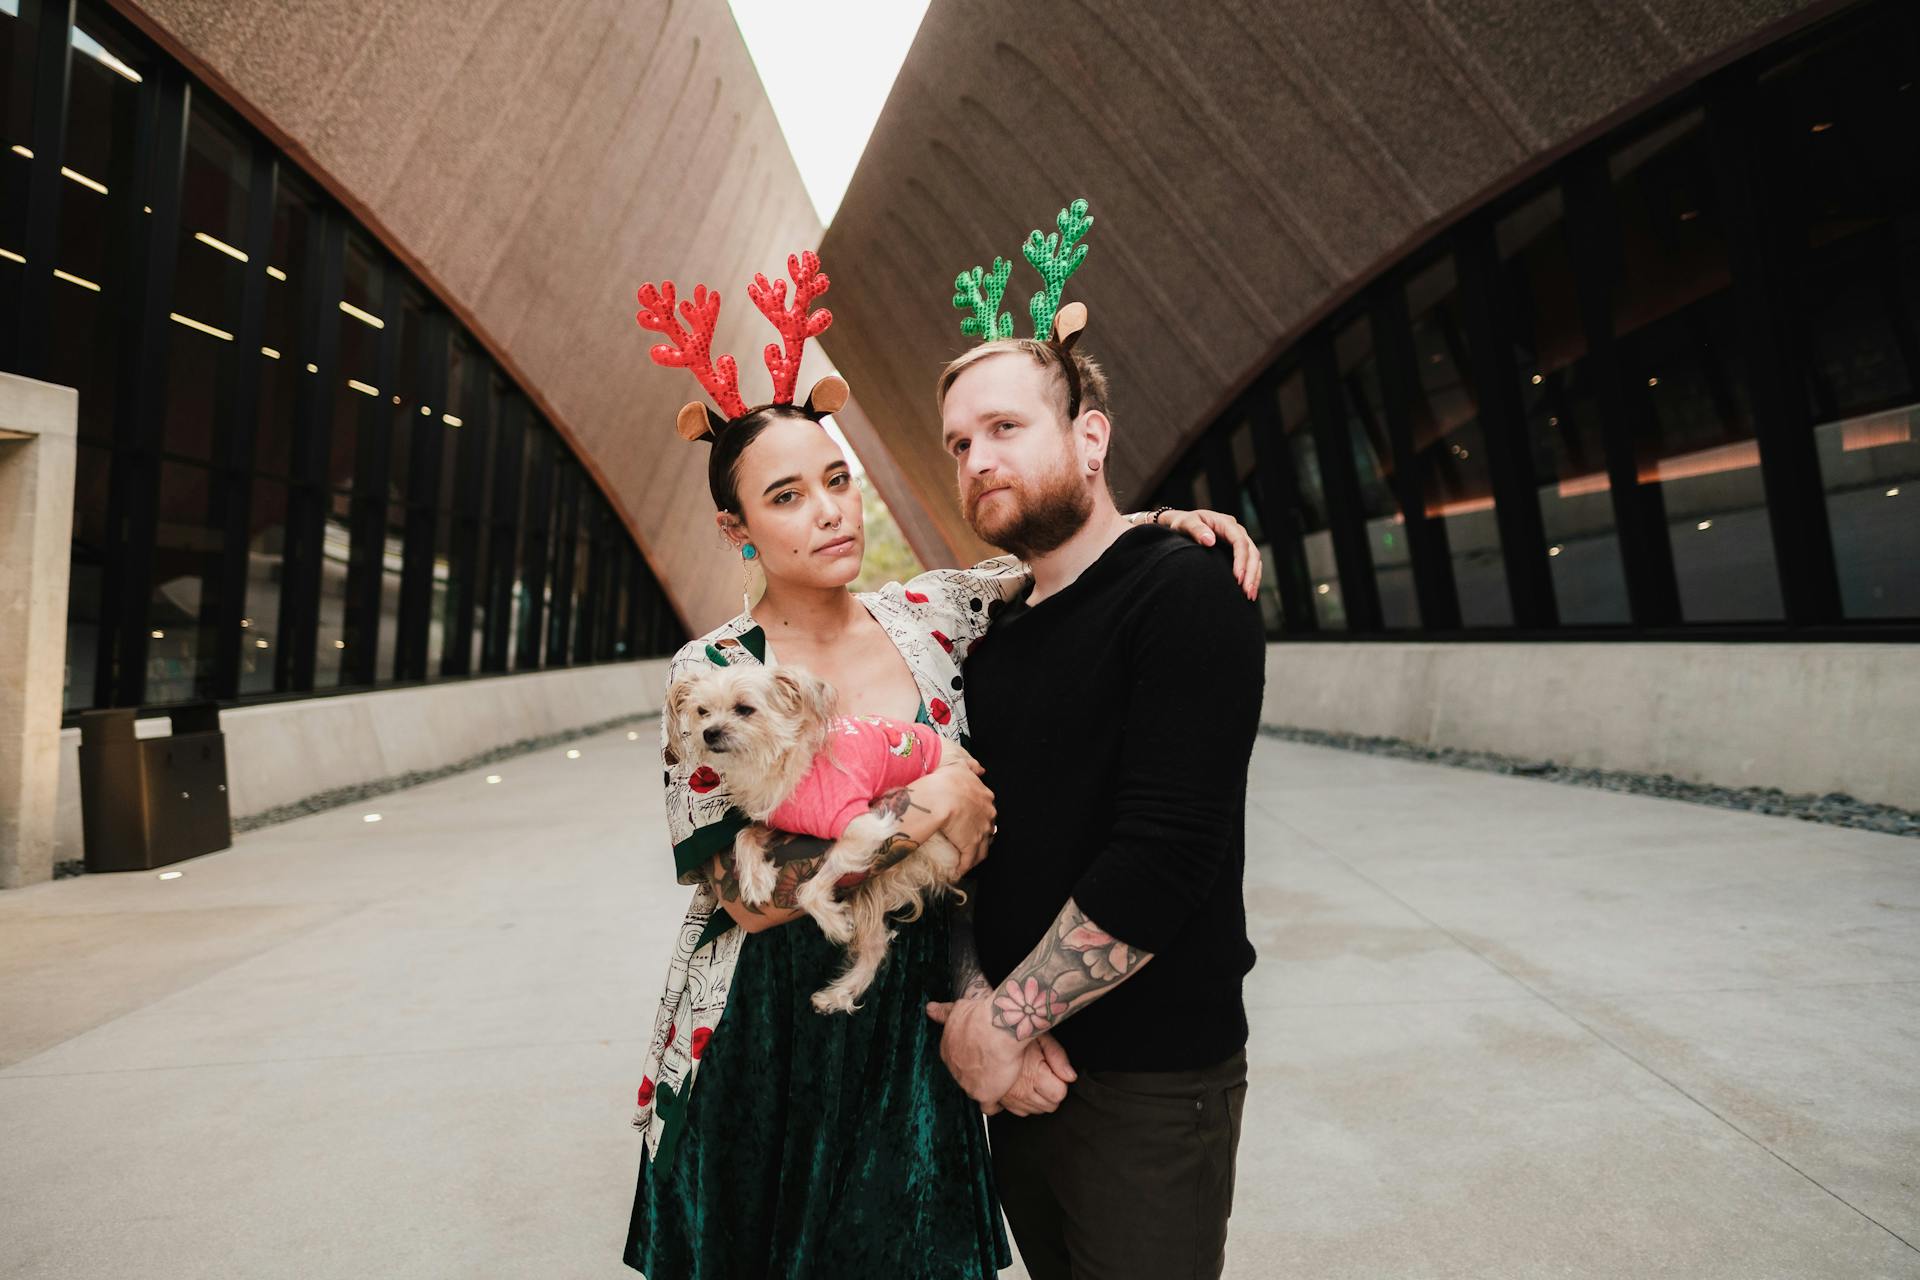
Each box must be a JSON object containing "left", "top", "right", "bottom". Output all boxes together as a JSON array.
[
  {"left": 988, "top": 898, "right": 1152, "bottom": 1042},
  {"left": 706, "top": 787, "right": 928, "bottom": 915}
]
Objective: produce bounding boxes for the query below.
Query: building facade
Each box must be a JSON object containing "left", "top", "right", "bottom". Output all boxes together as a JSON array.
[
  {"left": 3, "top": 0, "right": 843, "bottom": 721},
  {"left": 1147, "top": 0, "right": 1919, "bottom": 644}
]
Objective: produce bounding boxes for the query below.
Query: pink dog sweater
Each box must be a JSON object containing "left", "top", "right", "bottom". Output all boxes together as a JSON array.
[{"left": 767, "top": 715, "right": 945, "bottom": 840}]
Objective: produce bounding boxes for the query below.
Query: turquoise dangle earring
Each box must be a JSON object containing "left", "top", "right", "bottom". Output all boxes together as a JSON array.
[{"left": 740, "top": 542, "right": 757, "bottom": 617}]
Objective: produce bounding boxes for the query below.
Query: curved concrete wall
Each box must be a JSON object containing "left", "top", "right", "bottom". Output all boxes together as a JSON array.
[
  {"left": 115, "top": 0, "right": 834, "bottom": 633},
  {"left": 1260, "top": 641, "right": 1918, "bottom": 809},
  {"left": 820, "top": 0, "right": 1840, "bottom": 566}
]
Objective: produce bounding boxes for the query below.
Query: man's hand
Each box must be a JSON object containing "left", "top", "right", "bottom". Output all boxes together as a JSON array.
[
  {"left": 986, "top": 1033, "right": 1077, "bottom": 1118},
  {"left": 926, "top": 994, "right": 1023, "bottom": 1107}
]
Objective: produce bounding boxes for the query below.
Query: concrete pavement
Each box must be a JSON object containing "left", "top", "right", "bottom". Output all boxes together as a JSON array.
[{"left": 2, "top": 723, "right": 1915, "bottom": 1278}]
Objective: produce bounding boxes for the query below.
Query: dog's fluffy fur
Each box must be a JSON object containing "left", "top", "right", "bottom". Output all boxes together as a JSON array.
[{"left": 665, "top": 665, "right": 969, "bottom": 1014}]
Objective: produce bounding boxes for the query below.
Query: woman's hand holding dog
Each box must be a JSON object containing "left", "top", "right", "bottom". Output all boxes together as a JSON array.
[{"left": 912, "top": 757, "right": 996, "bottom": 875}]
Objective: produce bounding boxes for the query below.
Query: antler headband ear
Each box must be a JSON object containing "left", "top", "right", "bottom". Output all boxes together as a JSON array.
[
  {"left": 748, "top": 251, "right": 833, "bottom": 406},
  {"left": 948, "top": 199, "right": 1095, "bottom": 416},
  {"left": 636, "top": 281, "right": 748, "bottom": 419},
  {"left": 1023, "top": 198, "right": 1093, "bottom": 341},
  {"left": 638, "top": 250, "right": 843, "bottom": 443},
  {"left": 949, "top": 198, "right": 1094, "bottom": 347}
]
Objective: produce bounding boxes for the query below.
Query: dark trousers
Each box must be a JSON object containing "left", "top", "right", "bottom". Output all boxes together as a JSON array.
[{"left": 988, "top": 1047, "right": 1248, "bottom": 1280}]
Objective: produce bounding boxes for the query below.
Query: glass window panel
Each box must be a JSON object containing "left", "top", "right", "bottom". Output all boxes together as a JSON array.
[
  {"left": 63, "top": 442, "right": 112, "bottom": 711},
  {"left": 1227, "top": 419, "right": 1263, "bottom": 543},
  {"left": 572, "top": 499, "right": 595, "bottom": 663},
  {"left": 545, "top": 464, "right": 577, "bottom": 665},
  {"left": 46, "top": 14, "right": 144, "bottom": 448},
  {"left": 385, "top": 290, "right": 432, "bottom": 504},
  {"left": 1188, "top": 467, "right": 1211, "bottom": 512},
  {"left": 161, "top": 103, "right": 249, "bottom": 462},
  {"left": 145, "top": 461, "right": 225, "bottom": 705},
  {"left": 376, "top": 497, "right": 404, "bottom": 683},
  {"left": 1335, "top": 318, "right": 1419, "bottom": 627},
  {"left": 422, "top": 501, "right": 448, "bottom": 676},
  {"left": 1225, "top": 416, "right": 1284, "bottom": 636},
  {"left": 253, "top": 171, "right": 317, "bottom": 478},
  {"left": 1757, "top": 10, "right": 1920, "bottom": 618},
  {"left": 515, "top": 426, "right": 555, "bottom": 669},
  {"left": 1, "top": 0, "right": 36, "bottom": 309},
  {"left": 314, "top": 490, "right": 352, "bottom": 686},
  {"left": 329, "top": 232, "right": 383, "bottom": 492},
  {"left": 1405, "top": 258, "right": 1511, "bottom": 626},
  {"left": 483, "top": 381, "right": 524, "bottom": 673},
  {"left": 238, "top": 478, "right": 286, "bottom": 696},
  {"left": 1610, "top": 108, "right": 1782, "bottom": 622},
  {"left": 1497, "top": 186, "right": 1631, "bottom": 624},
  {"left": 1274, "top": 371, "right": 1344, "bottom": 630}
]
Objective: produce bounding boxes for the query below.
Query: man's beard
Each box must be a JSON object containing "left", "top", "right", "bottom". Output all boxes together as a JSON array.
[{"left": 962, "top": 453, "right": 1093, "bottom": 559}]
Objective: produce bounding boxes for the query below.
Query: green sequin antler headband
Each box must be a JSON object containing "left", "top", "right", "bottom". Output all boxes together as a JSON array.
[{"left": 951, "top": 198, "right": 1095, "bottom": 411}]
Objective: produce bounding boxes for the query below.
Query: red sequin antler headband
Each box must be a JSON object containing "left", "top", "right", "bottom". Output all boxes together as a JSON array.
[{"left": 636, "top": 250, "right": 848, "bottom": 444}]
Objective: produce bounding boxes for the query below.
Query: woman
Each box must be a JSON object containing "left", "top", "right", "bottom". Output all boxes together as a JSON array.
[{"left": 622, "top": 396, "right": 1258, "bottom": 1278}]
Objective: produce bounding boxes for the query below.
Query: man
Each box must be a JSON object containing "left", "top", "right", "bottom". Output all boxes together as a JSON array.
[{"left": 927, "top": 335, "right": 1266, "bottom": 1280}]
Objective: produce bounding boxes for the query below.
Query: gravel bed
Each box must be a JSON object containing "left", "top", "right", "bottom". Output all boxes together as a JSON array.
[{"left": 1259, "top": 724, "right": 1920, "bottom": 840}]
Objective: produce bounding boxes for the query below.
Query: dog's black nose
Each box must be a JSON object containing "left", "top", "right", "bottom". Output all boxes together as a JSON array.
[{"left": 703, "top": 726, "right": 724, "bottom": 747}]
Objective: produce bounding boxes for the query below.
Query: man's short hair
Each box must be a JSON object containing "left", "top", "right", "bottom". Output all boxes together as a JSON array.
[{"left": 935, "top": 339, "right": 1111, "bottom": 428}]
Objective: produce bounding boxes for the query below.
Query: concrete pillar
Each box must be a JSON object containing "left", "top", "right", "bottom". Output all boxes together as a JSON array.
[{"left": 0, "top": 373, "right": 79, "bottom": 890}]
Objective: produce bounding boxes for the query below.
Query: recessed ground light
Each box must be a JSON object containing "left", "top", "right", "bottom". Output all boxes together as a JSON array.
[
  {"left": 1887, "top": 487, "right": 1900, "bottom": 497},
  {"left": 1697, "top": 519, "right": 1712, "bottom": 531},
  {"left": 566, "top": 749, "right": 581, "bottom": 759},
  {"left": 157, "top": 870, "right": 183, "bottom": 880},
  {"left": 1316, "top": 583, "right": 1330, "bottom": 595},
  {"left": 1549, "top": 545, "right": 1563, "bottom": 556},
  {"left": 363, "top": 813, "right": 382, "bottom": 823},
  {"left": 627, "top": 731, "right": 639, "bottom": 741},
  {"left": 486, "top": 775, "right": 502, "bottom": 784}
]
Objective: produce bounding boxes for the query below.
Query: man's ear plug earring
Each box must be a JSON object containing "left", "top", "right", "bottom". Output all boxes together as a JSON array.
[{"left": 742, "top": 543, "right": 757, "bottom": 560}]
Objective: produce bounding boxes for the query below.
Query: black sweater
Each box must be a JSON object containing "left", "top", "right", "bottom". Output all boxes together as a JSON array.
[{"left": 966, "top": 523, "right": 1265, "bottom": 1073}]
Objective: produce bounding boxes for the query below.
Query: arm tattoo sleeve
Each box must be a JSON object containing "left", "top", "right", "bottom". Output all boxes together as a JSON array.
[
  {"left": 704, "top": 787, "right": 932, "bottom": 915},
  {"left": 988, "top": 897, "right": 1154, "bottom": 1042}
]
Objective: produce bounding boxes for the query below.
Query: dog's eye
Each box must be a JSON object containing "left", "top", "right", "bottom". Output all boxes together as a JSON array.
[{"left": 733, "top": 704, "right": 755, "bottom": 717}]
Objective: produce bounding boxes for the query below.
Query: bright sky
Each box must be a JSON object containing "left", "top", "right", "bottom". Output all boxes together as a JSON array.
[
  {"left": 726, "top": 0, "right": 931, "bottom": 225},
  {"left": 726, "top": 0, "right": 929, "bottom": 477}
]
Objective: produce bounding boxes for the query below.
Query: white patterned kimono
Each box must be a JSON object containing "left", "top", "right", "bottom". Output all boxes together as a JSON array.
[{"left": 632, "top": 556, "right": 1031, "bottom": 1164}]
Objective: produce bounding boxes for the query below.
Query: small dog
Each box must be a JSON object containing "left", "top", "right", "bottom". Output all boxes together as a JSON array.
[{"left": 665, "top": 665, "right": 971, "bottom": 1013}]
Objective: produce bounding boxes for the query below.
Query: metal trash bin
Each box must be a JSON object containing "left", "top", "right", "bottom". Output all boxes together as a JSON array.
[{"left": 78, "top": 702, "right": 233, "bottom": 873}]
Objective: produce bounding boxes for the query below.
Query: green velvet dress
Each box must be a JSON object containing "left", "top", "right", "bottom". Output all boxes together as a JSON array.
[{"left": 624, "top": 705, "right": 1011, "bottom": 1280}]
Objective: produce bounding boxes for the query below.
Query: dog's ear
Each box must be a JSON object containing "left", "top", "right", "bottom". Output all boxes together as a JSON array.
[
  {"left": 663, "top": 679, "right": 698, "bottom": 756},
  {"left": 766, "top": 668, "right": 838, "bottom": 726}
]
